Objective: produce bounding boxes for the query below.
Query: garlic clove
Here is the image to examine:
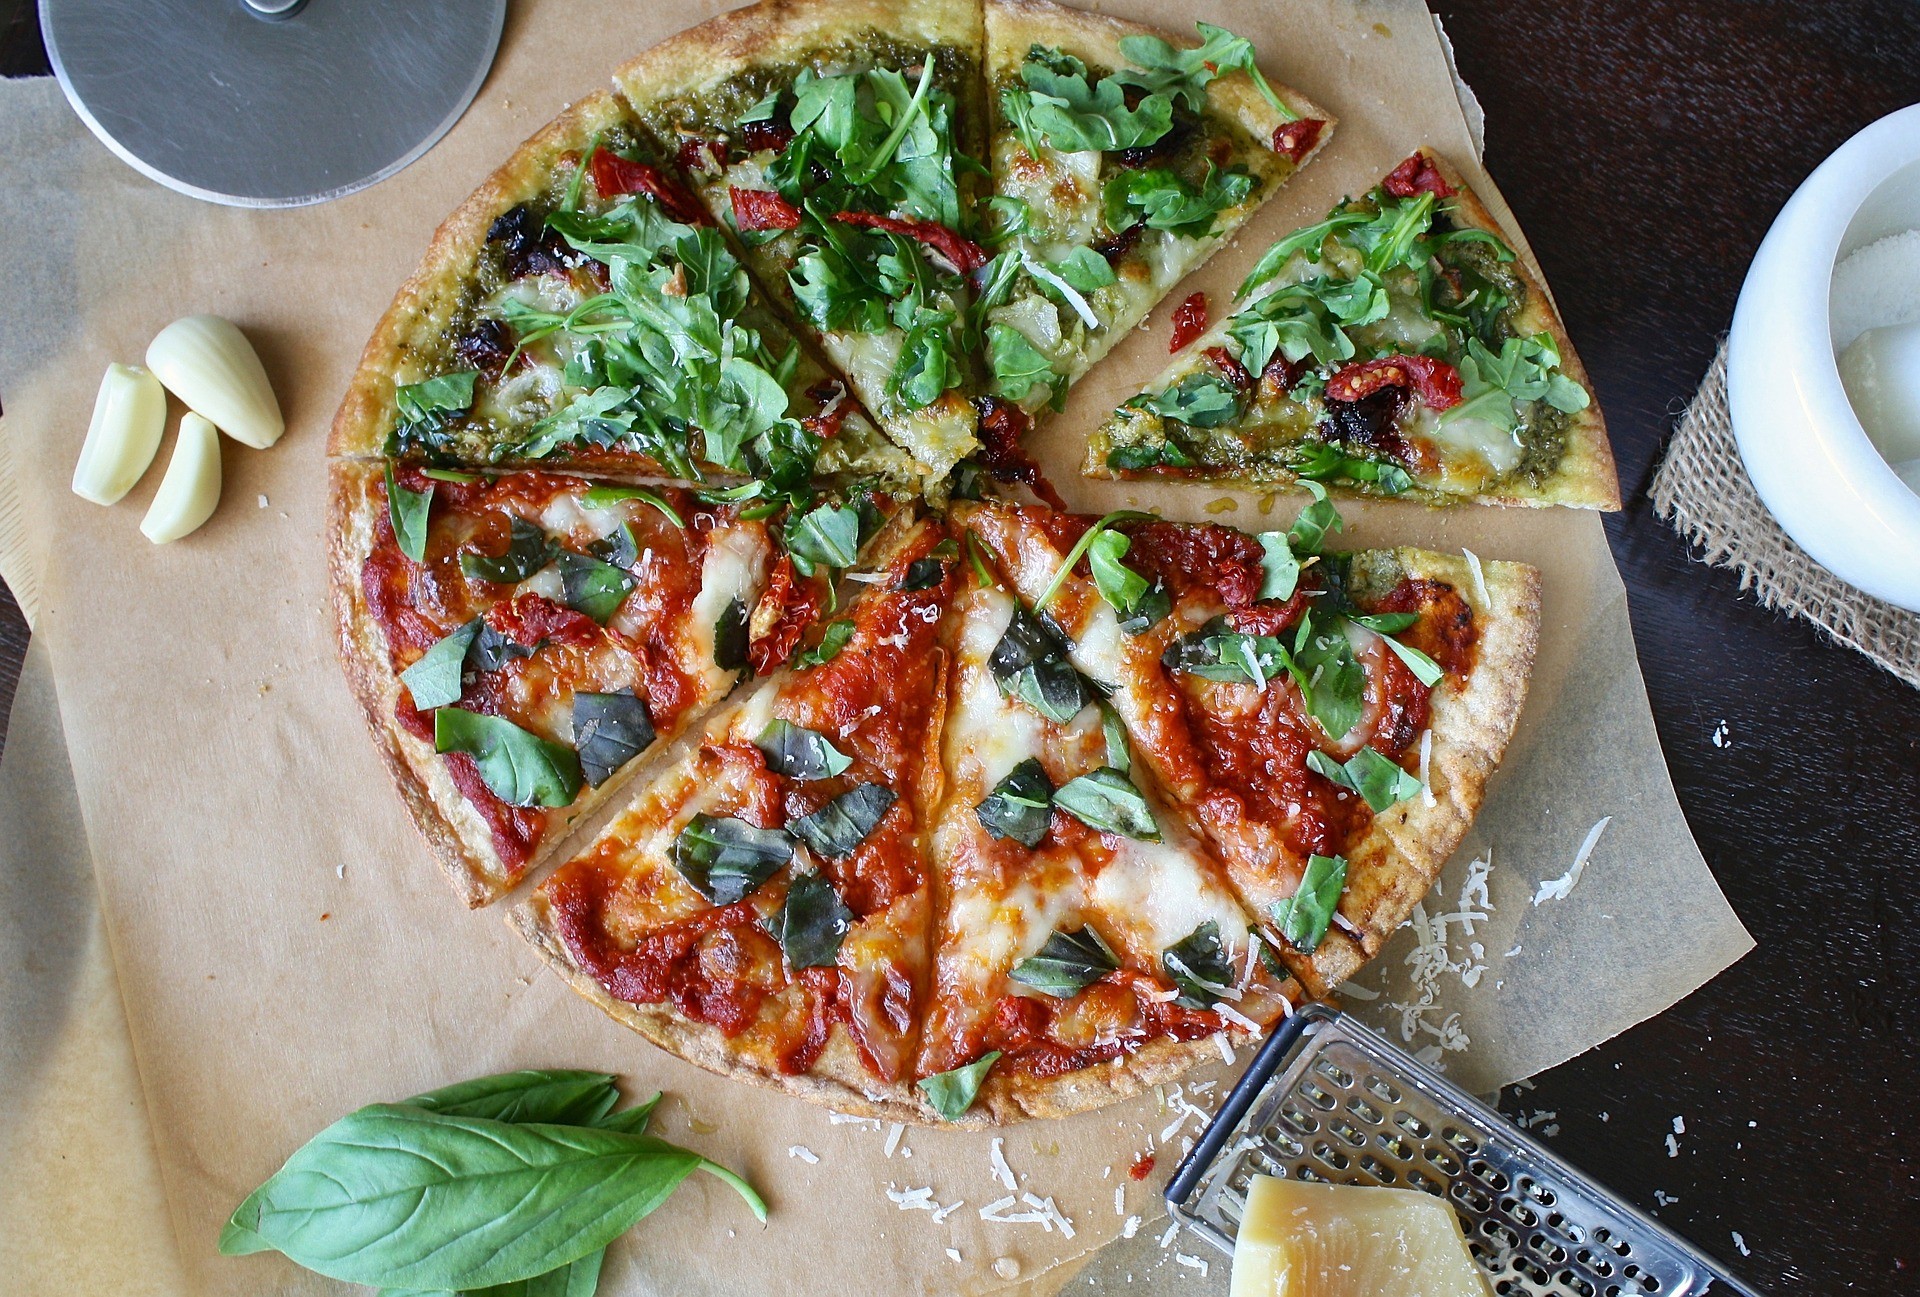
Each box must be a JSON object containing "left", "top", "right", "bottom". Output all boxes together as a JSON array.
[
  {"left": 145, "top": 315, "right": 285, "bottom": 449},
  {"left": 72, "top": 362, "right": 167, "bottom": 505},
  {"left": 140, "top": 413, "right": 224, "bottom": 543}
]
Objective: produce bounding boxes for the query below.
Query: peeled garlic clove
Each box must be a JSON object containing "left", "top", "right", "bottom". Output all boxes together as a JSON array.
[
  {"left": 140, "top": 413, "right": 223, "bottom": 544},
  {"left": 145, "top": 315, "right": 284, "bottom": 449},
  {"left": 72, "top": 362, "right": 167, "bottom": 505}
]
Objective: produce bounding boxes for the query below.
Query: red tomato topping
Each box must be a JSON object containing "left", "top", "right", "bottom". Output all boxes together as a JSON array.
[
  {"left": 738, "top": 117, "right": 796, "bottom": 155},
  {"left": 1383, "top": 151, "right": 1454, "bottom": 199},
  {"left": 1326, "top": 354, "right": 1463, "bottom": 410},
  {"left": 830, "top": 210, "right": 989, "bottom": 273},
  {"left": 1271, "top": 118, "right": 1326, "bottom": 163},
  {"left": 1369, "top": 577, "right": 1476, "bottom": 676},
  {"left": 1125, "top": 521, "right": 1264, "bottom": 608},
  {"left": 748, "top": 554, "right": 825, "bottom": 675},
  {"left": 675, "top": 137, "right": 724, "bottom": 174},
  {"left": 1169, "top": 292, "right": 1208, "bottom": 352},
  {"left": 1205, "top": 345, "right": 1254, "bottom": 393},
  {"left": 1129, "top": 1153, "right": 1157, "bottom": 1181},
  {"left": 975, "top": 396, "right": 1069, "bottom": 510},
  {"left": 801, "top": 380, "right": 849, "bottom": 440},
  {"left": 588, "top": 150, "right": 712, "bottom": 225},
  {"left": 728, "top": 186, "right": 802, "bottom": 231}
]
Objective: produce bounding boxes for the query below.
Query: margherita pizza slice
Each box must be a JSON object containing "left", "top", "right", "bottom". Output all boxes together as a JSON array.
[
  {"left": 330, "top": 89, "right": 911, "bottom": 500},
  {"left": 614, "top": 0, "right": 991, "bottom": 485},
  {"left": 1087, "top": 149, "right": 1620, "bottom": 509},
  {"left": 512, "top": 517, "right": 959, "bottom": 1119},
  {"left": 955, "top": 497, "right": 1540, "bottom": 996},
  {"left": 914, "top": 554, "right": 1298, "bottom": 1125},
  {"left": 331, "top": 463, "right": 832, "bottom": 904},
  {"left": 979, "top": 4, "right": 1330, "bottom": 423}
]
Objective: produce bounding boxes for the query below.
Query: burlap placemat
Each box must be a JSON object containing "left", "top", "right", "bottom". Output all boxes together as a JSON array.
[{"left": 1652, "top": 340, "right": 1920, "bottom": 689}]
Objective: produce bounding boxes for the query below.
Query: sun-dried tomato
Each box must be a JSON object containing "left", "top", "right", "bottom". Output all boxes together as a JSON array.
[
  {"left": 675, "top": 137, "right": 724, "bottom": 174},
  {"left": 974, "top": 397, "right": 1068, "bottom": 510},
  {"left": 452, "top": 318, "right": 513, "bottom": 376},
  {"left": 1383, "top": 151, "right": 1454, "bottom": 199},
  {"left": 1260, "top": 353, "right": 1304, "bottom": 399},
  {"left": 1125, "top": 521, "right": 1263, "bottom": 608},
  {"left": 738, "top": 116, "right": 796, "bottom": 155},
  {"left": 589, "top": 150, "right": 712, "bottom": 225},
  {"left": 1169, "top": 292, "right": 1208, "bottom": 352},
  {"left": 831, "top": 210, "right": 989, "bottom": 273},
  {"left": 801, "top": 380, "right": 849, "bottom": 440},
  {"left": 1205, "top": 345, "right": 1254, "bottom": 392},
  {"left": 1325, "top": 354, "right": 1463, "bottom": 410},
  {"left": 1272, "top": 118, "right": 1327, "bottom": 163},
  {"left": 748, "top": 554, "right": 826, "bottom": 675},
  {"left": 728, "top": 186, "right": 802, "bottom": 231}
]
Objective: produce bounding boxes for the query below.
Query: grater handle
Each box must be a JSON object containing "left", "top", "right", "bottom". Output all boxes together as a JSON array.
[{"left": 1164, "top": 1003, "right": 1322, "bottom": 1211}]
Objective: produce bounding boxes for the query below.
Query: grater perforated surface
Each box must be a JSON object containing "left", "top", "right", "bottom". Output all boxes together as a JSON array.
[{"left": 1166, "top": 1004, "right": 1761, "bottom": 1297}]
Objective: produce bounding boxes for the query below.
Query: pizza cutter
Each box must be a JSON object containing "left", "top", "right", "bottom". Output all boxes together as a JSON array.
[{"left": 40, "top": 0, "right": 506, "bottom": 207}]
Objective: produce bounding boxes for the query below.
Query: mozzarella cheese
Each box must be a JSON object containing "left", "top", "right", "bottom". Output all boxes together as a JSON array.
[{"left": 686, "top": 523, "right": 769, "bottom": 692}]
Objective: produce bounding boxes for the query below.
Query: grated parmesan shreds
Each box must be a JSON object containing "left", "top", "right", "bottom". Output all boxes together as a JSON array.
[
  {"left": 989, "top": 1137, "right": 1017, "bottom": 1191},
  {"left": 946, "top": 1248, "right": 963, "bottom": 1263},
  {"left": 1418, "top": 730, "right": 1436, "bottom": 807},
  {"left": 1215, "top": 1002, "right": 1261, "bottom": 1034},
  {"left": 1386, "top": 850, "right": 1497, "bottom": 1069},
  {"left": 1337, "top": 980, "right": 1381, "bottom": 1001},
  {"left": 1534, "top": 816, "right": 1612, "bottom": 905},
  {"left": 887, "top": 1185, "right": 936, "bottom": 1211},
  {"left": 1732, "top": 1231, "right": 1750, "bottom": 1257},
  {"left": 1115, "top": 1186, "right": 1126, "bottom": 1216},
  {"left": 1122, "top": 1215, "right": 1142, "bottom": 1239},
  {"left": 787, "top": 1145, "right": 820, "bottom": 1164},
  {"left": 829, "top": 1111, "right": 882, "bottom": 1130},
  {"left": 883, "top": 1122, "right": 904, "bottom": 1157},
  {"left": 1175, "top": 1253, "right": 1209, "bottom": 1276},
  {"left": 1461, "top": 547, "right": 1490, "bottom": 608},
  {"left": 1158, "top": 1221, "right": 1180, "bottom": 1249},
  {"left": 932, "top": 1200, "right": 964, "bottom": 1224},
  {"left": 1215, "top": 1033, "right": 1237, "bottom": 1064}
]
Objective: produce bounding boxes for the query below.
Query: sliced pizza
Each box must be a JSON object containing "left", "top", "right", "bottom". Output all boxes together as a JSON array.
[
  {"left": 512, "top": 517, "right": 959, "bottom": 1119},
  {"left": 329, "top": 88, "right": 911, "bottom": 500},
  {"left": 614, "top": 0, "right": 991, "bottom": 486},
  {"left": 979, "top": 4, "right": 1330, "bottom": 424},
  {"left": 954, "top": 496, "right": 1540, "bottom": 996},
  {"left": 1087, "top": 149, "right": 1620, "bottom": 509},
  {"left": 331, "top": 463, "right": 846, "bottom": 904},
  {"left": 915, "top": 551, "right": 1298, "bottom": 1124}
]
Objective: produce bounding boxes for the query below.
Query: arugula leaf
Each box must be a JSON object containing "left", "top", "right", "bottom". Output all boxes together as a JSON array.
[
  {"left": 754, "top": 719, "right": 852, "bottom": 781},
  {"left": 1443, "top": 333, "right": 1591, "bottom": 434},
  {"left": 1145, "top": 371, "right": 1242, "bottom": 429},
  {"left": 788, "top": 783, "right": 896, "bottom": 859},
  {"left": 402, "top": 1071, "right": 619, "bottom": 1127},
  {"left": 990, "top": 607, "right": 1093, "bottom": 724},
  {"left": 460, "top": 517, "right": 559, "bottom": 584},
  {"left": 986, "top": 322, "right": 1056, "bottom": 405},
  {"left": 1290, "top": 442, "right": 1414, "bottom": 494},
  {"left": 1224, "top": 279, "right": 1362, "bottom": 375},
  {"left": 572, "top": 690, "right": 656, "bottom": 788},
  {"left": 1254, "top": 533, "right": 1300, "bottom": 602},
  {"left": 1055, "top": 246, "right": 1118, "bottom": 292},
  {"left": 1306, "top": 747, "right": 1422, "bottom": 812},
  {"left": 772, "top": 872, "right": 853, "bottom": 969},
  {"left": 795, "top": 619, "right": 855, "bottom": 668},
  {"left": 1106, "top": 437, "right": 1196, "bottom": 472},
  {"left": 1115, "top": 21, "right": 1290, "bottom": 116},
  {"left": 1005, "top": 47, "right": 1173, "bottom": 154},
  {"left": 395, "top": 370, "right": 479, "bottom": 424},
  {"left": 1350, "top": 189, "right": 1437, "bottom": 275},
  {"left": 400, "top": 621, "right": 481, "bottom": 711},
  {"left": 385, "top": 463, "right": 434, "bottom": 564},
  {"left": 712, "top": 596, "right": 750, "bottom": 672},
  {"left": 1291, "top": 614, "right": 1366, "bottom": 740},
  {"left": 1349, "top": 611, "right": 1420, "bottom": 634},
  {"left": 672, "top": 814, "right": 794, "bottom": 904},
  {"left": 1289, "top": 480, "right": 1344, "bottom": 556},
  {"left": 434, "top": 709, "right": 582, "bottom": 809},
  {"left": 1163, "top": 619, "right": 1290, "bottom": 689},
  {"left": 1032, "top": 509, "right": 1156, "bottom": 612},
  {"left": 890, "top": 315, "right": 959, "bottom": 411},
  {"left": 1236, "top": 213, "right": 1371, "bottom": 298},
  {"left": 1381, "top": 632, "right": 1445, "bottom": 686},
  {"left": 1271, "top": 853, "right": 1347, "bottom": 952},
  {"left": 556, "top": 552, "right": 635, "bottom": 623},
  {"left": 1054, "top": 767, "right": 1159, "bottom": 841},
  {"left": 1103, "top": 165, "right": 1253, "bottom": 240},
  {"left": 580, "top": 484, "right": 686, "bottom": 529},
  {"left": 975, "top": 757, "right": 1054, "bottom": 848},
  {"left": 785, "top": 501, "right": 863, "bottom": 576},
  {"left": 420, "top": 468, "right": 484, "bottom": 485},
  {"left": 1083, "top": 527, "right": 1168, "bottom": 633},
  {"left": 1161, "top": 920, "right": 1234, "bottom": 1008},
  {"left": 1011, "top": 927, "right": 1118, "bottom": 998},
  {"left": 918, "top": 1052, "right": 1000, "bottom": 1122}
]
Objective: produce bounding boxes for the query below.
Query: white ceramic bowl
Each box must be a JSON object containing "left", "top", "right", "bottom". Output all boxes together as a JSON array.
[{"left": 1728, "top": 104, "right": 1920, "bottom": 613}]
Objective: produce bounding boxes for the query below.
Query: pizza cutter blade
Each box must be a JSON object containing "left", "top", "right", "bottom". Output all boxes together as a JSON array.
[{"left": 40, "top": 0, "right": 506, "bottom": 207}]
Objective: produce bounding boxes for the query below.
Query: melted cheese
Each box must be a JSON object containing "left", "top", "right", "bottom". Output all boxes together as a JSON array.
[
  {"left": 1405, "top": 403, "right": 1524, "bottom": 479},
  {"left": 686, "top": 523, "right": 769, "bottom": 693},
  {"left": 1088, "top": 814, "right": 1253, "bottom": 967}
]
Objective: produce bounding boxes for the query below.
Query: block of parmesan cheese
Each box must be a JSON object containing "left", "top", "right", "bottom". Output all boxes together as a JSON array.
[{"left": 1229, "top": 1175, "right": 1493, "bottom": 1297}]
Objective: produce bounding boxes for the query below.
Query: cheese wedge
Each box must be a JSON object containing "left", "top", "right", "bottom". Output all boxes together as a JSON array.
[{"left": 1230, "top": 1176, "right": 1492, "bottom": 1297}]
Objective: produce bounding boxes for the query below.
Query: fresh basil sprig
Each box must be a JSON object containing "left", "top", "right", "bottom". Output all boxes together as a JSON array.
[
  {"left": 572, "top": 690, "right": 656, "bottom": 788},
  {"left": 713, "top": 596, "right": 751, "bottom": 672},
  {"left": 434, "top": 709, "right": 582, "bottom": 808},
  {"left": 1011, "top": 927, "right": 1119, "bottom": 998},
  {"left": 918, "top": 1051, "right": 1000, "bottom": 1122},
  {"left": 672, "top": 814, "right": 793, "bottom": 904},
  {"left": 1306, "top": 747, "right": 1423, "bottom": 812},
  {"left": 794, "top": 619, "right": 855, "bottom": 668},
  {"left": 1271, "top": 853, "right": 1348, "bottom": 952},
  {"left": 386, "top": 463, "right": 434, "bottom": 564},
  {"left": 755, "top": 718, "right": 853, "bottom": 780},
  {"left": 989, "top": 606, "right": 1094, "bottom": 724},
  {"left": 975, "top": 757, "right": 1055, "bottom": 848},
  {"left": 401, "top": 621, "right": 481, "bottom": 711},
  {"left": 556, "top": 552, "right": 635, "bottom": 624},
  {"left": 789, "top": 783, "right": 896, "bottom": 859},
  {"left": 772, "top": 872, "right": 853, "bottom": 969},
  {"left": 1054, "top": 767, "right": 1159, "bottom": 841}
]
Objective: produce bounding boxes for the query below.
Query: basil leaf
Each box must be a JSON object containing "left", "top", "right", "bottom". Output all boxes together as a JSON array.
[
  {"left": 975, "top": 757, "right": 1054, "bottom": 848},
  {"left": 785, "top": 501, "right": 862, "bottom": 576},
  {"left": 795, "top": 618, "right": 854, "bottom": 668},
  {"left": 1287, "top": 480, "right": 1344, "bottom": 555},
  {"left": 1162, "top": 920, "right": 1234, "bottom": 1008},
  {"left": 1349, "top": 611, "right": 1420, "bottom": 634},
  {"left": 898, "top": 557, "right": 947, "bottom": 591},
  {"left": 579, "top": 485, "right": 686, "bottom": 529},
  {"left": 1381, "top": 632, "right": 1445, "bottom": 686},
  {"left": 918, "top": 1051, "right": 1000, "bottom": 1122},
  {"left": 461, "top": 517, "right": 559, "bottom": 584},
  {"left": 382, "top": 1243, "right": 606, "bottom": 1297},
  {"left": 713, "top": 595, "right": 750, "bottom": 671},
  {"left": 588, "top": 522, "right": 640, "bottom": 570},
  {"left": 1306, "top": 746, "right": 1422, "bottom": 812},
  {"left": 434, "top": 709, "right": 581, "bottom": 808},
  {"left": 401, "top": 621, "right": 481, "bottom": 711},
  {"left": 1054, "top": 767, "right": 1158, "bottom": 841},
  {"left": 1254, "top": 532, "right": 1300, "bottom": 602},
  {"left": 572, "top": 690, "right": 656, "bottom": 788},
  {"left": 396, "top": 371, "right": 479, "bottom": 423},
  {"left": 772, "top": 872, "right": 852, "bottom": 969},
  {"left": 754, "top": 718, "right": 852, "bottom": 780},
  {"left": 1271, "top": 853, "right": 1347, "bottom": 952},
  {"left": 1100, "top": 704, "right": 1132, "bottom": 775},
  {"left": 990, "top": 607, "right": 1092, "bottom": 724},
  {"left": 386, "top": 463, "right": 434, "bottom": 563},
  {"left": 403, "top": 1071, "right": 619, "bottom": 1127},
  {"left": 672, "top": 814, "right": 794, "bottom": 904},
  {"left": 986, "top": 321, "right": 1056, "bottom": 405},
  {"left": 554, "top": 552, "right": 635, "bottom": 624},
  {"left": 470, "top": 622, "right": 540, "bottom": 672},
  {"left": 788, "top": 783, "right": 896, "bottom": 859},
  {"left": 1292, "top": 615, "right": 1365, "bottom": 740},
  {"left": 1011, "top": 927, "right": 1117, "bottom": 998}
]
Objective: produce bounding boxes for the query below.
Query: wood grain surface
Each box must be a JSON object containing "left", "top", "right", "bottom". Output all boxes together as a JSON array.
[{"left": 4, "top": 0, "right": 1916, "bottom": 1289}]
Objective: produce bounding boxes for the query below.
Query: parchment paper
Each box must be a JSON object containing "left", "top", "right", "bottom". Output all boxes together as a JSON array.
[{"left": 0, "top": 2, "right": 1751, "bottom": 1293}]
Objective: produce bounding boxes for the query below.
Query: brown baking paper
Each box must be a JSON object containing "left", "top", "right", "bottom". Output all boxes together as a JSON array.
[{"left": 0, "top": 2, "right": 1750, "bottom": 1293}]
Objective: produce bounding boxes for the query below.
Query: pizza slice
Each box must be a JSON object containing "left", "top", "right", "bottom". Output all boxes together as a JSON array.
[
  {"left": 331, "top": 463, "right": 852, "bottom": 904},
  {"left": 1087, "top": 149, "right": 1620, "bottom": 509},
  {"left": 512, "top": 517, "right": 959, "bottom": 1118},
  {"left": 330, "top": 89, "right": 912, "bottom": 501},
  {"left": 914, "top": 549, "right": 1298, "bottom": 1125},
  {"left": 955, "top": 497, "right": 1539, "bottom": 996},
  {"left": 614, "top": 0, "right": 991, "bottom": 485},
  {"left": 979, "top": 4, "right": 1331, "bottom": 426}
]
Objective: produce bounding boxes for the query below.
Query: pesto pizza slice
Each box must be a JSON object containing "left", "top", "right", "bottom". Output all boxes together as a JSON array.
[
  {"left": 1087, "top": 149, "right": 1620, "bottom": 509},
  {"left": 331, "top": 89, "right": 911, "bottom": 505},
  {"left": 512, "top": 517, "right": 961, "bottom": 1118},
  {"left": 955, "top": 497, "right": 1540, "bottom": 997},
  {"left": 978, "top": 4, "right": 1330, "bottom": 428},
  {"left": 614, "top": 0, "right": 991, "bottom": 488}
]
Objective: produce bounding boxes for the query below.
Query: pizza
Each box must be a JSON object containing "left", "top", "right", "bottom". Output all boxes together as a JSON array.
[
  {"left": 324, "top": 0, "right": 1571, "bottom": 1126},
  {"left": 1087, "top": 149, "right": 1621, "bottom": 508}
]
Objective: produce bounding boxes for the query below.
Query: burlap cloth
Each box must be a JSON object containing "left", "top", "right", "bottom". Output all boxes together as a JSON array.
[{"left": 1652, "top": 340, "right": 1920, "bottom": 689}]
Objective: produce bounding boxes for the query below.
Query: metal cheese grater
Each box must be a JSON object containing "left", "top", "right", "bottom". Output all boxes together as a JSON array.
[{"left": 1165, "top": 1004, "right": 1763, "bottom": 1296}]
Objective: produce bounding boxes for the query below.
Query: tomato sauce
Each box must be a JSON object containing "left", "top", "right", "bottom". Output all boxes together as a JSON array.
[{"left": 971, "top": 972, "right": 1223, "bottom": 1080}]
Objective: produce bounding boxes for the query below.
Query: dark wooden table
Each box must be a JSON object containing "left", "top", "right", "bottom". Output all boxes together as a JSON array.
[{"left": 5, "top": 1, "right": 1916, "bottom": 1289}]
